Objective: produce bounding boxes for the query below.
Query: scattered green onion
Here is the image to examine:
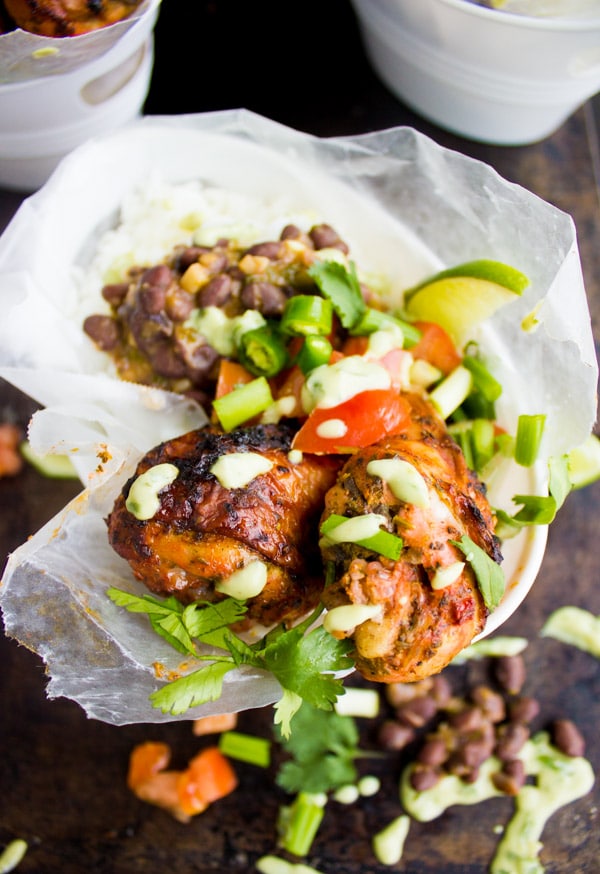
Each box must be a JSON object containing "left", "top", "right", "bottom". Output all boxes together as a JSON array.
[
  {"left": 218, "top": 730, "right": 271, "bottom": 767},
  {"left": 462, "top": 354, "right": 503, "bottom": 402},
  {"left": 281, "top": 295, "right": 333, "bottom": 336},
  {"left": 349, "top": 307, "right": 422, "bottom": 347},
  {"left": 296, "top": 334, "right": 333, "bottom": 375},
  {"left": 320, "top": 513, "right": 403, "bottom": 561},
  {"left": 471, "top": 418, "right": 496, "bottom": 471},
  {"left": 213, "top": 377, "right": 274, "bottom": 431},
  {"left": 514, "top": 414, "right": 546, "bottom": 466},
  {"left": 279, "top": 792, "right": 327, "bottom": 857},
  {"left": 237, "top": 325, "right": 288, "bottom": 378},
  {"left": 334, "top": 687, "right": 380, "bottom": 719},
  {"left": 307, "top": 259, "right": 365, "bottom": 329},
  {"left": 428, "top": 365, "right": 473, "bottom": 420}
]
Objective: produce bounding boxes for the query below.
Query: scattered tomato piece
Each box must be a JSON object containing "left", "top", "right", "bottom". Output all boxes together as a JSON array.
[
  {"left": 292, "top": 389, "right": 411, "bottom": 454},
  {"left": 214, "top": 359, "right": 255, "bottom": 399},
  {"left": 192, "top": 712, "right": 238, "bottom": 736},
  {"left": 410, "top": 321, "right": 462, "bottom": 374},
  {"left": 177, "top": 747, "right": 238, "bottom": 815},
  {"left": 0, "top": 423, "right": 24, "bottom": 478}
]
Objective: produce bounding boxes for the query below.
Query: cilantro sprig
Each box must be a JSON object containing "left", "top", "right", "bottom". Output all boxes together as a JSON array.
[{"left": 106, "top": 588, "right": 354, "bottom": 737}]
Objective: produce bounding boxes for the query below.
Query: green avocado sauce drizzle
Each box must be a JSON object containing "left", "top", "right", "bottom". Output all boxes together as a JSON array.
[{"left": 400, "top": 731, "right": 594, "bottom": 873}]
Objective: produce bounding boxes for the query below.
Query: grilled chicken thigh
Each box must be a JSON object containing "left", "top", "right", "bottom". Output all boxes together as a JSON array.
[
  {"left": 107, "top": 422, "right": 341, "bottom": 628},
  {"left": 320, "top": 392, "right": 502, "bottom": 684}
]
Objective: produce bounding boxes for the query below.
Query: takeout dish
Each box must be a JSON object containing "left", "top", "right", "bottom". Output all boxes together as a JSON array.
[
  {"left": 0, "top": 111, "right": 596, "bottom": 725},
  {"left": 350, "top": 0, "right": 600, "bottom": 145},
  {"left": 0, "top": 0, "right": 160, "bottom": 191}
]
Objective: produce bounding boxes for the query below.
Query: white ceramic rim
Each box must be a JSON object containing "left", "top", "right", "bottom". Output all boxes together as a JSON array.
[{"left": 437, "top": 0, "right": 600, "bottom": 28}]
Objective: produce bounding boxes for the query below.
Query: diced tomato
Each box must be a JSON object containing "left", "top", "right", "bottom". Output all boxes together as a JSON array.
[
  {"left": 177, "top": 747, "right": 238, "bottom": 815},
  {"left": 410, "top": 321, "right": 462, "bottom": 374},
  {"left": 273, "top": 364, "right": 306, "bottom": 418},
  {"left": 127, "top": 741, "right": 171, "bottom": 790},
  {"left": 340, "top": 335, "right": 369, "bottom": 357},
  {"left": 192, "top": 713, "right": 238, "bottom": 736},
  {"left": 215, "top": 359, "right": 255, "bottom": 399},
  {"left": 292, "top": 388, "right": 411, "bottom": 454}
]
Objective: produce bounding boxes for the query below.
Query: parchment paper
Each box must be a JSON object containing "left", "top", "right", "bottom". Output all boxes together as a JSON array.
[{"left": 0, "top": 111, "right": 597, "bottom": 724}]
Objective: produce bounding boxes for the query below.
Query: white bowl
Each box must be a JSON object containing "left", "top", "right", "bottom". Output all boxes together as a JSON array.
[
  {"left": 351, "top": 0, "right": 600, "bottom": 144},
  {"left": 0, "top": 2, "right": 159, "bottom": 191}
]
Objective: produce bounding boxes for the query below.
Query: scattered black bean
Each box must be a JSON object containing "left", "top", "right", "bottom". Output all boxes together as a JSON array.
[
  {"left": 495, "top": 655, "right": 526, "bottom": 695},
  {"left": 83, "top": 314, "right": 120, "bottom": 351},
  {"left": 551, "top": 719, "right": 586, "bottom": 757}
]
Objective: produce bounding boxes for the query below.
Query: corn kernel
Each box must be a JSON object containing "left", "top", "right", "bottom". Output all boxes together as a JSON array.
[
  {"left": 239, "top": 254, "right": 270, "bottom": 275},
  {"left": 180, "top": 262, "right": 210, "bottom": 293}
]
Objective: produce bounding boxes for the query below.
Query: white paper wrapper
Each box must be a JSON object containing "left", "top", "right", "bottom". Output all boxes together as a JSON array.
[
  {"left": 0, "top": 0, "right": 158, "bottom": 83},
  {"left": 0, "top": 110, "right": 597, "bottom": 725}
]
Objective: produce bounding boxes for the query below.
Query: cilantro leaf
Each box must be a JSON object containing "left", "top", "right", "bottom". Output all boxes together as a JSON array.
[
  {"left": 182, "top": 599, "right": 247, "bottom": 647},
  {"left": 308, "top": 259, "right": 366, "bottom": 329},
  {"left": 107, "top": 587, "right": 196, "bottom": 656},
  {"left": 452, "top": 534, "right": 505, "bottom": 611},
  {"left": 273, "top": 689, "right": 304, "bottom": 740},
  {"left": 261, "top": 624, "right": 354, "bottom": 710},
  {"left": 149, "top": 660, "right": 235, "bottom": 715},
  {"left": 275, "top": 702, "right": 360, "bottom": 794}
]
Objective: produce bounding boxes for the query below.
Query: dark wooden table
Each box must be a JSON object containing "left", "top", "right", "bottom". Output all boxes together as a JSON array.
[{"left": 1, "top": 2, "right": 599, "bottom": 872}]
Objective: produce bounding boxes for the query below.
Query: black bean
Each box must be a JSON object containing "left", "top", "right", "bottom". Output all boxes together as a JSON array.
[
  {"left": 417, "top": 737, "right": 448, "bottom": 767},
  {"left": 410, "top": 765, "right": 441, "bottom": 793},
  {"left": 430, "top": 675, "right": 452, "bottom": 708},
  {"left": 471, "top": 685, "right": 506, "bottom": 723},
  {"left": 309, "top": 223, "right": 349, "bottom": 253},
  {"left": 147, "top": 341, "right": 188, "bottom": 379},
  {"left": 101, "top": 282, "right": 129, "bottom": 307},
  {"left": 245, "top": 241, "right": 282, "bottom": 260},
  {"left": 551, "top": 719, "right": 585, "bottom": 757},
  {"left": 83, "top": 314, "right": 120, "bottom": 350},
  {"left": 495, "top": 655, "right": 526, "bottom": 696},
  {"left": 495, "top": 722, "right": 529, "bottom": 762},
  {"left": 175, "top": 245, "right": 211, "bottom": 271},
  {"left": 377, "top": 720, "right": 415, "bottom": 751},
  {"left": 448, "top": 706, "right": 485, "bottom": 733},
  {"left": 280, "top": 224, "right": 305, "bottom": 241},
  {"left": 166, "top": 287, "right": 196, "bottom": 322},
  {"left": 508, "top": 696, "right": 540, "bottom": 725},
  {"left": 492, "top": 759, "right": 526, "bottom": 796},
  {"left": 397, "top": 695, "right": 438, "bottom": 728},
  {"left": 241, "top": 282, "right": 287, "bottom": 317},
  {"left": 198, "top": 274, "right": 234, "bottom": 308}
]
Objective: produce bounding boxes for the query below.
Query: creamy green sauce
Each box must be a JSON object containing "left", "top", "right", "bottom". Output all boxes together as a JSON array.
[
  {"left": 541, "top": 606, "right": 600, "bottom": 658},
  {"left": 323, "top": 602, "right": 383, "bottom": 634},
  {"left": 125, "top": 463, "right": 179, "bottom": 520},
  {"left": 324, "top": 513, "right": 387, "bottom": 544},
  {"left": 302, "top": 356, "right": 391, "bottom": 412},
  {"left": 366, "top": 457, "right": 430, "bottom": 508},
  {"left": 210, "top": 451, "right": 274, "bottom": 489},
  {"left": 401, "top": 732, "right": 595, "bottom": 873},
  {"left": 430, "top": 561, "right": 465, "bottom": 590},
  {"left": 215, "top": 560, "right": 268, "bottom": 599},
  {"left": 185, "top": 306, "right": 265, "bottom": 356},
  {"left": 315, "top": 418, "right": 348, "bottom": 439}
]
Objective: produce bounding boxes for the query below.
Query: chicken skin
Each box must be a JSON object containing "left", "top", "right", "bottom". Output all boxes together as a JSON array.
[
  {"left": 320, "top": 392, "right": 502, "bottom": 684},
  {"left": 107, "top": 422, "right": 341, "bottom": 628}
]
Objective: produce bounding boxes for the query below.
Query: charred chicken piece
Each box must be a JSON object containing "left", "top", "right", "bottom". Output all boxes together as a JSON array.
[
  {"left": 320, "top": 392, "right": 502, "bottom": 684},
  {"left": 107, "top": 422, "right": 341, "bottom": 628},
  {"left": 4, "top": 0, "right": 143, "bottom": 36}
]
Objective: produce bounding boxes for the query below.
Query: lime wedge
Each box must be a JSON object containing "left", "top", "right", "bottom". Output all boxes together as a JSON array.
[
  {"left": 404, "top": 259, "right": 528, "bottom": 344},
  {"left": 20, "top": 440, "right": 79, "bottom": 479},
  {"left": 567, "top": 433, "right": 600, "bottom": 489}
]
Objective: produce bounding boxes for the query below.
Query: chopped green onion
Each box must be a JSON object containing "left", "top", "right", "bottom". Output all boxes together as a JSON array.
[
  {"left": 462, "top": 354, "right": 503, "bottom": 402},
  {"left": 429, "top": 365, "right": 473, "bottom": 420},
  {"left": 349, "top": 307, "right": 422, "bottom": 347},
  {"left": 281, "top": 294, "right": 333, "bottom": 336},
  {"left": 515, "top": 414, "right": 546, "bottom": 466},
  {"left": 279, "top": 792, "right": 326, "bottom": 857},
  {"left": 471, "top": 418, "right": 496, "bottom": 471},
  {"left": 237, "top": 325, "right": 288, "bottom": 378},
  {"left": 334, "top": 687, "right": 380, "bottom": 718},
  {"left": 320, "top": 513, "right": 403, "bottom": 560},
  {"left": 213, "top": 377, "right": 274, "bottom": 431},
  {"left": 296, "top": 334, "right": 333, "bottom": 375},
  {"left": 218, "top": 731, "right": 271, "bottom": 767},
  {"left": 308, "top": 259, "right": 365, "bottom": 329}
]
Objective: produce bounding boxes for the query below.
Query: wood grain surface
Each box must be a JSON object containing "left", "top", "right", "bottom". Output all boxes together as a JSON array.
[{"left": 1, "top": 3, "right": 599, "bottom": 872}]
